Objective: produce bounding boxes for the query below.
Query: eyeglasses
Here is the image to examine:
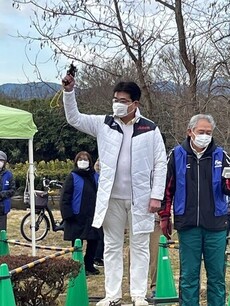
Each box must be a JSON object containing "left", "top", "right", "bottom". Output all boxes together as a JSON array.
[{"left": 112, "top": 98, "right": 133, "bottom": 104}]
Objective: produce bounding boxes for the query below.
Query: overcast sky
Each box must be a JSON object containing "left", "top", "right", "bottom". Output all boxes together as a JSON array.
[{"left": 0, "top": 1, "right": 64, "bottom": 85}]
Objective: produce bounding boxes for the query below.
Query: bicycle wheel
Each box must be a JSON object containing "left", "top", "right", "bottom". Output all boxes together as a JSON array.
[{"left": 20, "top": 211, "right": 50, "bottom": 242}]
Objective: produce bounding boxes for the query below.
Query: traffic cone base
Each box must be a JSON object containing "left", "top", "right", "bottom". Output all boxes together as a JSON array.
[
  {"left": 154, "top": 235, "right": 179, "bottom": 304},
  {"left": 0, "top": 263, "right": 16, "bottom": 306},
  {"left": 65, "top": 239, "right": 89, "bottom": 306}
]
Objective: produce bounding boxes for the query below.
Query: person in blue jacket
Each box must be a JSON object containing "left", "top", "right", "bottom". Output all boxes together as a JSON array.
[
  {"left": 159, "top": 114, "right": 230, "bottom": 306},
  {"left": 0, "top": 150, "right": 15, "bottom": 231},
  {"left": 60, "top": 151, "right": 100, "bottom": 275}
]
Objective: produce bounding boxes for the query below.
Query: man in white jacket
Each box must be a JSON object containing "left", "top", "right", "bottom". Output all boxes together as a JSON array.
[{"left": 62, "top": 75, "right": 167, "bottom": 306}]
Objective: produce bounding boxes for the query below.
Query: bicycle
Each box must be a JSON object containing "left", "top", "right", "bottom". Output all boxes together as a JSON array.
[{"left": 20, "top": 178, "right": 64, "bottom": 242}]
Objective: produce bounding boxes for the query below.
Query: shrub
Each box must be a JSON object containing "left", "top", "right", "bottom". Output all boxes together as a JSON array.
[
  {"left": 10, "top": 159, "right": 74, "bottom": 195},
  {"left": 0, "top": 255, "right": 81, "bottom": 306}
]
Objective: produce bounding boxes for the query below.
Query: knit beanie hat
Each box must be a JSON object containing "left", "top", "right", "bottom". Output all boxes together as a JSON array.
[{"left": 0, "top": 151, "right": 7, "bottom": 161}]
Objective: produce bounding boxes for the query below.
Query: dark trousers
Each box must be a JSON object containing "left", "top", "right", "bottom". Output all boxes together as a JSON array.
[
  {"left": 72, "top": 239, "right": 98, "bottom": 271},
  {"left": 227, "top": 215, "right": 230, "bottom": 237},
  {"left": 178, "top": 227, "right": 227, "bottom": 306},
  {"left": 94, "top": 227, "right": 104, "bottom": 260},
  {"left": 0, "top": 215, "right": 7, "bottom": 231}
]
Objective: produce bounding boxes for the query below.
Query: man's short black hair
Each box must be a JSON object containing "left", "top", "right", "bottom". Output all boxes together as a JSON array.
[{"left": 113, "top": 81, "right": 141, "bottom": 101}]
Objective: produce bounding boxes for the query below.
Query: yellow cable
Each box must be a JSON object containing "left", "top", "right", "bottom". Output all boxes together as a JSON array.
[{"left": 49, "top": 89, "right": 63, "bottom": 109}]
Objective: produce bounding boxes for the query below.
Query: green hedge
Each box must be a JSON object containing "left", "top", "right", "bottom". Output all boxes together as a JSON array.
[{"left": 9, "top": 159, "right": 74, "bottom": 195}]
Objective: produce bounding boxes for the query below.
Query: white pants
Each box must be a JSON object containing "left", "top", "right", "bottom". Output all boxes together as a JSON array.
[{"left": 102, "top": 198, "right": 150, "bottom": 300}]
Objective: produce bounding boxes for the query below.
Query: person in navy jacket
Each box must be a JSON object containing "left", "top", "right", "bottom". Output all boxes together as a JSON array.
[
  {"left": 60, "top": 151, "right": 100, "bottom": 275},
  {"left": 159, "top": 114, "right": 230, "bottom": 306},
  {"left": 0, "top": 150, "right": 15, "bottom": 231}
]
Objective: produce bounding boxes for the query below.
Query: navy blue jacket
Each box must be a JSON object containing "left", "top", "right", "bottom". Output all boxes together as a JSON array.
[
  {"left": 71, "top": 172, "right": 99, "bottom": 215},
  {"left": 160, "top": 137, "right": 230, "bottom": 231},
  {"left": 0, "top": 169, "right": 15, "bottom": 214},
  {"left": 60, "top": 168, "right": 100, "bottom": 241}
]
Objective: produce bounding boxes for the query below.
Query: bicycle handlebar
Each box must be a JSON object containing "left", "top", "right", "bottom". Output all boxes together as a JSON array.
[{"left": 42, "top": 177, "right": 63, "bottom": 189}]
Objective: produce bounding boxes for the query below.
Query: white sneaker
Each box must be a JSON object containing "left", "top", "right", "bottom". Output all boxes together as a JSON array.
[
  {"left": 132, "top": 296, "right": 149, "bottom": 306},
  {"left": 96, "top": 297, "right": 122, "bottom": 306}
]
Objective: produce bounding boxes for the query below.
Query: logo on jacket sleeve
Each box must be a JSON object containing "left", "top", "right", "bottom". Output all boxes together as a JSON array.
[{"left": 215, "top": 160, "right": 222, "bottom": 168}]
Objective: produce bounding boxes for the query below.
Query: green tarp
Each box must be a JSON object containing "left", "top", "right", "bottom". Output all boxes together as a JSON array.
[
  {"left": 0, "top": 104, "right": 38, "bottom": 255},
  {"left": 0, "top": 105, "right": 37, "bottom": 139}
]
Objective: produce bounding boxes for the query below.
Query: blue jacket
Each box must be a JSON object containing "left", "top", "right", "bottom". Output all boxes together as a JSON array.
[
  {"left": 160, "top": 137, "right": 230, "bottom": 231},
  {"left": 60, "top": 168, "right": 100, "bottom": 241},
  {"left": 71, "top": 172, "right": 99, "bottom": 214},
  {"left": 0, "top": 170, "right": 15, "bottom": 214},
  {"left": 174, "top": 145, "right": 227, "bottom": 216}
]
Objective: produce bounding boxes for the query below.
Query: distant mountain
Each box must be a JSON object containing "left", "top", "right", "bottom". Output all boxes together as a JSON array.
[
  {"left": 199, "top": 77, "right": 230, "bottom": 95},
  {"left": 0, "top": 82, "right": 61, "bottom": 100},
  {"left": 0, "top": 77, "right": 229, "bottom": 101},
  {"left": 153, "top": 80, "right": 179, "bottom": 94},
  {"left": 154, "top": 78, "right": 230, "bottom": 96}
]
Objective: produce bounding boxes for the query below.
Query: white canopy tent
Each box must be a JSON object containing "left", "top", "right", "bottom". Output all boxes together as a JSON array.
[{"left": 0, "top": 104, "right": 38, "bottom": 255}]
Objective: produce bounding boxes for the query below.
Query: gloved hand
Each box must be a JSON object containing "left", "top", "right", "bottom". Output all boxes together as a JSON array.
[
  {"left": 160, "top": 217, "right": 172, "bottom": 240},
  {"left": 226, "top": 179, "right": 230, "bottom": 190}
]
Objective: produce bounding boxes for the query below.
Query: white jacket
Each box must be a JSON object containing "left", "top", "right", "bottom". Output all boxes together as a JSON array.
[{"left": 63, "top": 90, "right": 167, "bottom": 234}]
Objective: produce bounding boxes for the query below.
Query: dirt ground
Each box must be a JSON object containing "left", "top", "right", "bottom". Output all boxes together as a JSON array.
[{"left": 5, "top": 209, "right": 230, "bottom": 305}]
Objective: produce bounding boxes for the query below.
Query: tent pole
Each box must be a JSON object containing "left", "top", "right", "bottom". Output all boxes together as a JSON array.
[{"left": 28, "top": 138, "right": 36, "bottom": 256}]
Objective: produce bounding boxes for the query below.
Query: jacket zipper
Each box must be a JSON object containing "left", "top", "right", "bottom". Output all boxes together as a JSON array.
[
  {"left": 197, "top": 158, "right": 200, "bottom": 227},
  {"left": 130, "top": 134, "right": 134, "bottom": 205},
  {"left": 196, "top": 155, "right": 210, "bottom": 226}
]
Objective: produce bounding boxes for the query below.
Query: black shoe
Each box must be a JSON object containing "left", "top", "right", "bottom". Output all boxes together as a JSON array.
[
  {"left": 94, "top": 259, "right": 104, "bottom": 267},
  {"left": 54, "top": 220, "right": 65, "bottom": 231},
  {"left": 54, "top": 224, "right": 64, "bottom": 231},
  {"left": 85, "top": 267, "right": 100, "bottom": 276}
]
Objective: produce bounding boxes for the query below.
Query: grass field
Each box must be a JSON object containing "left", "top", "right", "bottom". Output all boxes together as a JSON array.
[{"left": 5, "top": 208, "right": 230, "bottom": 305}]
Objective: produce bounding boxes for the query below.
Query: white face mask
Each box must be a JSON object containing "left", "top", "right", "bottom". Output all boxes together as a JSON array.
[
  {"left": 77, "top": 160, "right": 89, "bottom": 169},
  {"left": 0, "top": 161, "right": 4, "bottom": 169},
  {"left": 192, "top": 132, "right": 212, "bottom": 149},
  {"left": 112, "top": 102, "right": 134, "bottom": 118}
]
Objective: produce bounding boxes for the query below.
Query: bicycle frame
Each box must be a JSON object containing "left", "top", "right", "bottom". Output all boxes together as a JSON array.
[
  {"left": 22, "top": 177, "right": 64, "bottom": 241},
  {"left": 34, "top": 208, "right": 50, "bottom": 231},
  {"left": 43, "top": 205, "right": 60, "bottom": 231},
  {"left": 35, "top": 199, "right": 62, "bottom": 232}
]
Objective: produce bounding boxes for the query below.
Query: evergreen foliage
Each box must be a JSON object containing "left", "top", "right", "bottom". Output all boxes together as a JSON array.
[
  {"left": 10, "top": 159, "right": 74, "bottom": 195},
  {"left": 0, "top": 96, "right": 99, "bottom": 163}
]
